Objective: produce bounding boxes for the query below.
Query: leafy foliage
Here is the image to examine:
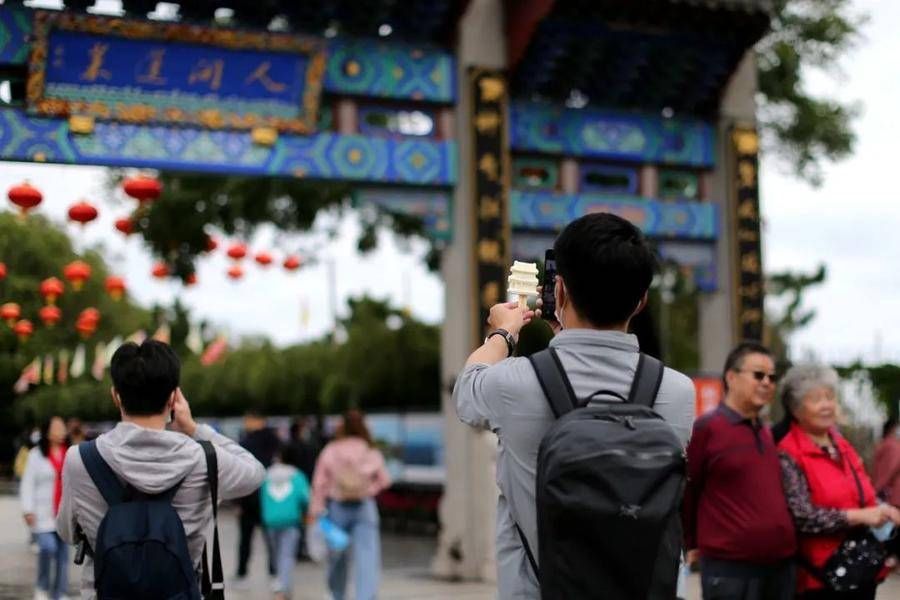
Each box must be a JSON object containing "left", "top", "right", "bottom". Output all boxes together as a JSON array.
[
  {"left": 757, "top": 0, "right": 866, "bottom": 185},
  {"left": 12, "top": 296, "right": 441, "bottom": 424}
]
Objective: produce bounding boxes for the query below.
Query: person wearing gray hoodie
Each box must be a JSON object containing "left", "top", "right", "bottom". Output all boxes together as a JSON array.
[{"left": 57, "top": 340, "right": 266, "bottom": 600}]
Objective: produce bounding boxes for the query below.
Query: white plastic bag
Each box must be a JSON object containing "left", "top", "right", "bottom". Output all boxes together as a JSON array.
[{"left": 306, "top": 520, "right": 328, "bottom": 563}]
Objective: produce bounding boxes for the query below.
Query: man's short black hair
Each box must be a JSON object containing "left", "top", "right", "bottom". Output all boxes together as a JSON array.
[
  {"left": 553, "top": 212, "right": 658, "bottom": 327},
  {"left": 110, "top": 340, "right": 181, "bottom": 416},
  {"left": 722, "top": 341, "right": 772, "bottom": 391}
]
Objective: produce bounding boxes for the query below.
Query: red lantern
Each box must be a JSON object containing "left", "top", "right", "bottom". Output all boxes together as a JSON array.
[
  {"left": 68, "top": 200, "right": 99, "bottom": 226},
  {"left": 75, "top": 307, "right": 100, "bottom": 339},
  {"left": 39, "top": 305, "right": 62, "bottom": 327},
  {"left": 7, "top": 182, "right": 42, "bottom": 216},
  {"left": 151, "top": 262, "right": 169, "bottom": 279},
  {"left": 0, "top": 262, "right": 6, "bottom": 281},
  {"left": 114, "top": 217, "right": 134, "bottom": 235},
  {"left": 283, "top": 255, "right": 302, "bottom": 271},
  {"left": 13, "top": 319, "right": 33, "bottom": 342},
  {"left": 227, "top": 243, "right": 247, "bottom": 261},
  {"left": 1, "top": 302, "right": 21, "bottom": 325},
  {"left": 63, "top": 260, "right": 92, "bottom": 291},
  {"left": 79, "top": 307, "right": 100, "bottom": 325},
  {"left": 123, "top": 175, "right": 162, "bottom": 203},
  {"left": 39, "top": 277, "right": 65, "bottom": 305},
  {"left": 105, "top": 276, "right": 126, "bottom": 301},
  {"left": 205, "top": 236, "right": 218, "bottom": 253},
  {"left": 184, "top": 273, "right": 198, "bottom": 286},
  {"left": 227, "top": 264, "right": 244, "bottom": 280},
  {"left": 255, "top": 252, "right": 273, "bottom": 267}
]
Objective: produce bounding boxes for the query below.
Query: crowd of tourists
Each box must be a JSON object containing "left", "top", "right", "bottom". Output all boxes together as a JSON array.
[
  {"left": 18, "top": 341, "right": 390, "bottom": 600},
  {"left": 13, "top": 212, "right": 900, "bottom": 599}
]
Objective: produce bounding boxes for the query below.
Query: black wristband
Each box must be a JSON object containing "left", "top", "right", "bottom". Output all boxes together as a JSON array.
[{"left": 485, "top": 328, "right": 515, "bottom": 357}]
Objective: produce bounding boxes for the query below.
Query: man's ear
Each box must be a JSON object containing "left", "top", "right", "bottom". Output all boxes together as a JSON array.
[
  {"left": 555, "top": 276, "right": 566, "bottom": 310},
  {"left": 110, "top": 387, "right": 121, "bottom": 410},
  {"left": 632, "top": 290, "right": 650, "bottom": 318}
]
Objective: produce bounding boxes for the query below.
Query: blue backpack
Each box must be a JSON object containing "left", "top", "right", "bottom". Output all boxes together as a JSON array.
[{"left": 79, "top": 439, "right": 224, "bottom": 600}]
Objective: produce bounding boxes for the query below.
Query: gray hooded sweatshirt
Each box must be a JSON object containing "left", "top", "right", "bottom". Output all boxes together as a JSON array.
[{"left": 57, "top": 422, "right": 266, "bottom": 600}]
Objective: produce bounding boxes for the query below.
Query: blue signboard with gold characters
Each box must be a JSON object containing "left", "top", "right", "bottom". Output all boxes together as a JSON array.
[{"left": 27, "top": 11, "right": 326, "bottom": 133}]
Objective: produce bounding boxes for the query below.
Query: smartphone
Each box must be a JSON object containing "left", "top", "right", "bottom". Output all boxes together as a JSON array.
[{"left": 542, "top": 249, "right": 557, "bottom": 323}]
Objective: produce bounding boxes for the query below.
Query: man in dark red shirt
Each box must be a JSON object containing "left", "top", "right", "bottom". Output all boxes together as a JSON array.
[{"left": 683, "top": 342, "right": 798, "bottom": 599}]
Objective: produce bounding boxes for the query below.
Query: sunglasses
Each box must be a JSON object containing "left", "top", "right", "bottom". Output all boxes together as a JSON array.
[{"left": 736, "top": 369, "right": 779, "bottom": 384}]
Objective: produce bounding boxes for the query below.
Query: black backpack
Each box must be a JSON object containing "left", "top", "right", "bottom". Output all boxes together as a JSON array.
[
  {"left": 524, "top": 348, "right": 686, "bottom": 600},
  {"left": 79, "top": 439, "right": 224, "bottom": 600}
]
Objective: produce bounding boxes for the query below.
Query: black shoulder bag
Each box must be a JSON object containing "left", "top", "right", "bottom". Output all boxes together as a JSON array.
[{"left": 813, "top": 456, "right": 886, "bottom": 591}]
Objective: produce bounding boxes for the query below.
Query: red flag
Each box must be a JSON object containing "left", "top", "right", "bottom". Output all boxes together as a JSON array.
[{"left": 200, "top": 335, "right": 228, "bottom": 366}]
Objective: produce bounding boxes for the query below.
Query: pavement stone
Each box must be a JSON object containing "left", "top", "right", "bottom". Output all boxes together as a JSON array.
[{"left": 2, "top": 496, "right": 899, "bottom": 599}]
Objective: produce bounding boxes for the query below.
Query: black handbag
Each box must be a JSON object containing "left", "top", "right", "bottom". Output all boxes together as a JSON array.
[{"left": 813, "top": 456, "right": 887, "bottom": 591}]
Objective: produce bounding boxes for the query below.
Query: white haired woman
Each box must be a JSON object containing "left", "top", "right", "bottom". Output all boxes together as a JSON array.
[{"left": 775, "top": 365, "right": 900, "bottom": 599}]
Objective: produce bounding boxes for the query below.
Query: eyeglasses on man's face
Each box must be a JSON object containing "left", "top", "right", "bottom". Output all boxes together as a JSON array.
[{"left": 734, "top": 369, "right": 779, "bottom": 384}]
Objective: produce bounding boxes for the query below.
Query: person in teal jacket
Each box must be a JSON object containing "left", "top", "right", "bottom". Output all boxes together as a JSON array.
[{"left": 261, "top": 446, "right": 311, "bottom": 600}]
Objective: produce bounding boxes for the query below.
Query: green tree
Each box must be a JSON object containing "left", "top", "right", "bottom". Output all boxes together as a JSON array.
[
  {"left": 757, "top": 0, "right": 866, "bottom": 185},
  {"left": 764, "top": 264, "right": 827, "bottom": 364},
  {"left": 0, "top": 213, "right": 151, "bottom": 467}
]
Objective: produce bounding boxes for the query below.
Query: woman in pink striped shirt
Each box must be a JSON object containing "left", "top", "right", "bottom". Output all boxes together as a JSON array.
[{"left": 309, "top": 410, "right": 391, "bottom": 600}]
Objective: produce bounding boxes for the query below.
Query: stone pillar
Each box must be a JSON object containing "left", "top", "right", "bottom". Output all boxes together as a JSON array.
[
  {"left": 698, "top": 51, "right": 758, "bottom": 370},
  {"left": 432, "top": 0, "right": 505, "bottom": 583}
]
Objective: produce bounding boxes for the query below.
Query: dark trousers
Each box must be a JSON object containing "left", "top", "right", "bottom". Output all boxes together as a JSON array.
[
  {"left": 237, "top": 509, "right": 275, "bottom": 577},
  {"left": 798, "top": 586, "right": 877, "bottom": 600},
  {"left": 700, "top": 557, "right": 795, "bottom": 600}
]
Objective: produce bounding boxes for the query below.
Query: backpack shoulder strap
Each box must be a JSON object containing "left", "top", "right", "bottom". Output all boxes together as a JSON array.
[
  {"left": 528, "top": 347, "right": 578, "bottom": 418},
  {"left": 198, "top": 440, "right": 224, "bottom": 600},
  {"left": 626, "top": 353, "right": 665, "bottom": 408},
  {"left": 79, "top": 440, "right": 125, "bottom": 506}
]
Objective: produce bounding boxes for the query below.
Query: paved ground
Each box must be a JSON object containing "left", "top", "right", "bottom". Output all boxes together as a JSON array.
[{"left": 2, "top": 495, "right": 900, "bottom": 599}]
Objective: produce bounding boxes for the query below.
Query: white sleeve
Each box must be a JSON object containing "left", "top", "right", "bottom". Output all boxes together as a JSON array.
[
  {"left": 56, "top": 446, "right": 80, "bottom": 544},
  {"left": 19, "top": 449, "right": 37, "bottom": 515}
]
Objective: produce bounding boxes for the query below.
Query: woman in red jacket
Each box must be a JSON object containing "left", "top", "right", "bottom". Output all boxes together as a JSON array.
[{"left": 775, "top": 365, "right": 900, "bottom": 599}]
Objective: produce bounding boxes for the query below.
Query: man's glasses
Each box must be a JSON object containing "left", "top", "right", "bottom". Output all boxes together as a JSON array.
[{"left": 736, "top": 369, "right": 779, "bottom": 384}]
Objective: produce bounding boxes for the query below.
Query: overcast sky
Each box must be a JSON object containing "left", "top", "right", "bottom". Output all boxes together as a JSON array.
[
  {"left": 1, "top": 0, "right": 897, "bottom": 365},
  {"left": 760, "top": 0, "right": 900, "bottom": 364}
]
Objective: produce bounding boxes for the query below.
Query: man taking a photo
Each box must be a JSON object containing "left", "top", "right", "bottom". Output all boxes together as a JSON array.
[
  {"left": 58, "top": 340, "right": 266, "bottom": 599},
  {"left": 454, "top": 213, "right": 696, "bottom": 598}
]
